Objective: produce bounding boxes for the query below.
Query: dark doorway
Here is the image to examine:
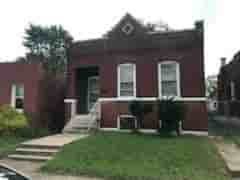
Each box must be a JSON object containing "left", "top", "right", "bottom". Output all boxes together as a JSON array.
[{"left": 76, "top": 66, "right": 99, "bottom": 114}]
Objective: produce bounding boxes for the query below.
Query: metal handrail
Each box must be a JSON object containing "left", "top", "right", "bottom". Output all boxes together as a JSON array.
[{"left": 88, "top": 100, "right": 101, "bottom": 131}]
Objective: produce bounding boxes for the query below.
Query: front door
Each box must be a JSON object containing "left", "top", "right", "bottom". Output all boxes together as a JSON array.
[{"left": 87, "top": 76, "right": 99, "bottom": 112}]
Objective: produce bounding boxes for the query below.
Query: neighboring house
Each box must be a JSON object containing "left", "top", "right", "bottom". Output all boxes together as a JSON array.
[
  {"left": 64, "top": 13, "right": 208, "bottom": 132},
  {"left": 0, "top": 62, "right": 44, "bottom": 123},
  {"left": 0, "top": 60, "right": 65, "bottom": 130},
  {"left": 218, "top": 54, "right": 240, "bottom": 117},
  {"left": 206, "top": 75, "right": 218, "bottom": 112}
]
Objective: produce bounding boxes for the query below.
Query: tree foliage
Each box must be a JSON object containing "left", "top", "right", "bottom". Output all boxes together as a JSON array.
[
  {"left": 23, "top": 24, "right": 73, "bottom": 73},
  {"left": 206, "top": 76, "right": 218, "bottom": 99}
]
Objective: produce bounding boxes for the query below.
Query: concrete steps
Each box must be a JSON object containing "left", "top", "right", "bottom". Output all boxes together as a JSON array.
[
  {"left": 63, "top": 114, "right": 94, "bottom": 134},
  {"left": 8, "top": 154, "right": 52, "bottom": 162},
  {"left": 8, "top": 143, "right": 60, "bottom": 162},
  {"left": 7, "top": 134, "right": 85, "bottom": 162},
  {"left": 15, "top": 148, "right": 58, "bottom": 156}
]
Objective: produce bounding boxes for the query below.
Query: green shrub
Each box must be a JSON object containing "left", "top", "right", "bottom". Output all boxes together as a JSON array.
[
  {"left": 0, "top": 105, "right": 28, "bottom": 135},
  {"left": 129, "top": 101, "right": 153, "bottom": 132},
  {"left": 157, "top": 98, "right": 185, "bottom": 136},
  {"left": 14, "top": 127, "right": 50, "bottom": 138}
]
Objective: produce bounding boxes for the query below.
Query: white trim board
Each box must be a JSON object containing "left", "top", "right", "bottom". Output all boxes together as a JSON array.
[
  {"left": 99, "top": 97, "right": 206, "bottom": 102},
  {"left": 64, "top": 99, "right": 77, "bottom": 103}
]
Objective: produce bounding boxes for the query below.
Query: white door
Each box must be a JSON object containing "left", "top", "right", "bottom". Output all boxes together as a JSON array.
[{"left": 87, "top": 76, "right": 99, "bottom": 112}]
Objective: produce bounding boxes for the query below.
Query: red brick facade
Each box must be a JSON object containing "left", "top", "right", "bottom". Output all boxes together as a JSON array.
[
  {"left": 66, "top": 14, "right": 207, "bottom": 131},
  {"left": 0, "top": 63, "right": 43, "bottom": 114}
]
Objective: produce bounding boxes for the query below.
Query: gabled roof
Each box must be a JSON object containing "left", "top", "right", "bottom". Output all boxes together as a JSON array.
[
  {"left": 106, "top": 13, "right": 148, "bottom": 38},
  {"left": 70, "top": 14, "right": 203, "bottom": 55},
  {"left": 222, "top": 51, "right": 240, "bottom": 80}
]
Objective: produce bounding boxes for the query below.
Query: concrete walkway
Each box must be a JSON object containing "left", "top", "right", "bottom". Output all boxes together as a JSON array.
[
  {"left": 21, "top": 133, "right": 87, "bottom": 147},
  {"left": 0, "top": 159, "right": 101, "bottom": 180},
  {"left": 0, "top": 133, "right": 102, "bottom": 179},
  {"left": 214, "top": 139, "right": 240, "bottom": 177}
]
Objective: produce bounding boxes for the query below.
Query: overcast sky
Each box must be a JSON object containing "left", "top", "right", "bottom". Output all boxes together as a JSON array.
[{"left": 0, "top": 0, "right": 238, "bottom": 76}]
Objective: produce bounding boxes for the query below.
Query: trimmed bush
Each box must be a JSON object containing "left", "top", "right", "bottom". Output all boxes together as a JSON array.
[
  {"left": 0, "top": 105, "right": 28, "bottom": 135},
  {"left": 129, "top": 101, "right": 153, "bottom": 132},
  {"left": 157, "top": 98, "right": 185, "bottom": 136}
]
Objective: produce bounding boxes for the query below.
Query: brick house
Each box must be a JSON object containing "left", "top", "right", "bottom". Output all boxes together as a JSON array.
[
  {"left": 218, "top": 53, "right": 240, "bottom": 117},
  {"left": 0, "top": 60, "right": 65, "bottom": 129},
  {"left": 0, "top": 63, "right": 43, "bottom": 122},
  {"left": 64, "top": 14, "right": 208, "bottom": 132}
]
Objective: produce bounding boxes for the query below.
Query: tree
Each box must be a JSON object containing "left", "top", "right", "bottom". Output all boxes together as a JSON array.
[
  {"left": 206, "top": 76, "right": 218, "bottom": 99},
  {"left": 23, "top": 24, "right": 73, "bottom": 74}
]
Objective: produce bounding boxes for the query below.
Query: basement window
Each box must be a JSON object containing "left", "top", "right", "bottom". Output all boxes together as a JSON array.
[{"left": 118, "top": 115, "right": 137, "bottom": 130}]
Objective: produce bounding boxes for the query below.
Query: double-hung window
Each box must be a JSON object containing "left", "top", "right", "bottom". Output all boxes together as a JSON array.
[
  {"left": 158, "top": 61, "right": 180, "bottom": 98},
  {"left": 118, "top": 63, "right": 136, "bottom": 97},
  {"left": 11, "top": 84, "right": 24, "bottom": 112}
]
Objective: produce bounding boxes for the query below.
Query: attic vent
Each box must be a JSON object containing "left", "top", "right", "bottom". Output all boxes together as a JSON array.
[{"left": 122, "top": 23, "right": 134, "bottom": 35}]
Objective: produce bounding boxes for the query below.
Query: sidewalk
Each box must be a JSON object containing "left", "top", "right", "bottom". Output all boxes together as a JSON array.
[{"left": 214, "top": 139, "right": 240, "bottom": 177}]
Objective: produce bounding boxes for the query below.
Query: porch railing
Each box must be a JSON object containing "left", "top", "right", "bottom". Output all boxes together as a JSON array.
[{"left": 88, "top": 100, "right": 101, "bottom": 131}]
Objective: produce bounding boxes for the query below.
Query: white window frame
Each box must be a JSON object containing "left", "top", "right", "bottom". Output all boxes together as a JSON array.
[
  {"left": 11, "top": 84, "right": 24, "bottom": 113},
  {"left": 230, "top": 81, "right": 235, "bottom": 100},
  {"left": 158, "top": 61, "right": 181, "bottom": 98},
  {"left": 117, "top": 63, "right": 136, "bottom": 98},
  {"left": 117, "top": 114, "right": 137, "bottom": 130}
]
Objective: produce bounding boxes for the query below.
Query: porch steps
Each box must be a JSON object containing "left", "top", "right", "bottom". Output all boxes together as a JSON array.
[
  {"left": 8, "top": 134, "right": 85, "bottom": 162},
  {"left": 8, "top": 154, "right": 52, "bottom": 162},
  {"left": 63, "top": 114, "right": 97, "bottom": 134},
  {"left": 8, "top": 143, "right": 60, "bottom": 162}
]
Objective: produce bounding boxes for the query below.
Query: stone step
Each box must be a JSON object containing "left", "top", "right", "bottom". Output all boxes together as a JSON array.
[
  {"left": 64, "top": 129, "right": 89, "bottom": 134},
  {"left": 19, "top": 143, "right": 62, "bottom": 150},
  {"left": 15, "top": 148, "right": 59, "bottom": 156},
  {"left": 69, "top": 122, "right": 90, "bottom": 126},
  {"left": 8, "top": 154, "right": 52, "bottom": 162}
]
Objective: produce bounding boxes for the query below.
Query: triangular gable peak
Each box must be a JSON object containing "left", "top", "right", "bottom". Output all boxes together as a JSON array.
[{"left": 106, "top": 13, "right": 148, "bottom": 39}]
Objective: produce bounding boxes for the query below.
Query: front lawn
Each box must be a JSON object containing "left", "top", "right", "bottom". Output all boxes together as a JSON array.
[
  {"left": 0, "top": 136, "right": 26, "bottom": 158},
  {"left": 43, "top": 132, "right": 230, "bottom": 180}
]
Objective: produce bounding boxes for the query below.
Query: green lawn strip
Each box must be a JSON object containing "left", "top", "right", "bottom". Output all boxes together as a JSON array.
[
  {"left": 42, "top": 132, "right": 230, "bottom": 180},
  {"left": 0, "top": 136, "right": 27, "bottom": 158}
]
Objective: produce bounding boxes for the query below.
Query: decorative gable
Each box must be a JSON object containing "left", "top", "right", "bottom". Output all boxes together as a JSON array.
[
  {"left": 121, "top": 22, "right": 135, "bottom": 35},
  {"left": 106, "top": 13, "right": 147, "bottom": 38}
]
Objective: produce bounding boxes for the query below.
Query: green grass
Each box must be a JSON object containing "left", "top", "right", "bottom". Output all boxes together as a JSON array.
[
  {"left": 0, "top": 136, "right": 26, "bottom": 158},
  {"left": 43, "top": 132, "right": 230, "bottom": 180}
]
